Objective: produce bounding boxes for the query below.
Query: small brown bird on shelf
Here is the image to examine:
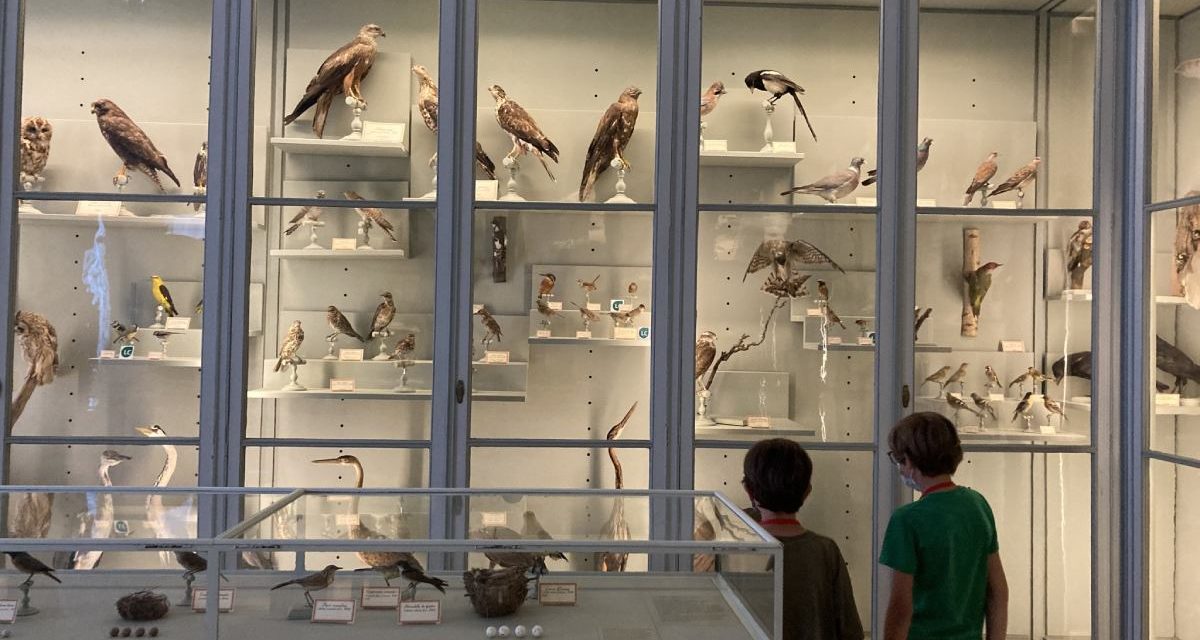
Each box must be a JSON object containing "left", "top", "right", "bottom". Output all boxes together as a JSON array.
[
  {"left": 192, "top": 142, "right": 207, "bottom": 211},
  {"left": 822, "top": 303, "right": 846, "bottom": 330},
  {"left": 5, "top": 552, "right": 61, "bottom": 585},
  {"left": 1012, "top": 391, "right": 1034, "bottom": 424},
  {"left": 344, "top": 191, "right": 399, "bottom": 243},
  {"left": 326, "top": 305, "right": 365, "bottom": 343},
  {"left": 984, "top": 365, "right": 1002, "bottom": 391},
  {"left": 944, "top": 362, "right": 969, "bottom": 389},
  {"left": 569, "top": 301, "right": 601, "bottom": 327},
  {"left": 1043, "top": 395, "right": 1068, "bottom": 424},
  {"left": 111, "top": 321, "right": 139, "bottom": 345},
  {"left": 282, "top": 24, "right": 384, "bottom": 138},
  {"left": 173, "top": 551, "right": 228, "bottom": 582},
  {"left": 394, "top": 558, "right": 448, "bottom": 596},
  {"left": 270, "top": 564, "right": 341, "bottom": 607},
  {"left": 391, "top": 333, "right": 417, "bottom": 361},
  {"left": 274, "top": 320, "right": 305, "bottom": 372},
  {"left": 922, "top": 365, "right": 952, "bottom": 392},
  {"left": 988, "top": 157, "right": 1041, "bottom": 199},
  {"left": 90, "top": 99, "right": 180, "bottom": 191},
  {"left": 536, "top": 298, "right": 560, "bottom": 322},
  {"left": 628, "top": 281, "right": 639, "bottom": 297},
  {"left": 963, "top": 152, "right": 999, "bottom": 206},
  {"left": 816, "top": 280, "right": 830, "bottom": 302},
  {"left": 1066, "top": 220, "right": 1094, "bottom": 290},
  {"left": 577, "top": 275, "right": 600, "bottom": 294},
  {"left": 366, "top": 291, "right": 396, "bottom": 339},
  {"left": 284, "top": 190, "right": 326, "bottom": 236},
  {"left": 970, "top": 392, "right": 998, "bottom": 422},
  {"left": 609, "top": 303, "right": 646, "bottom": 326},
  {"left": 475, "top": 307, "right": 503, "bottom": 344},
  {"left": 945, "top": 392, "right": 984, "bottom": 419},
  {"left": 537, "top": 273, "right": 557, "bottom": 299}
]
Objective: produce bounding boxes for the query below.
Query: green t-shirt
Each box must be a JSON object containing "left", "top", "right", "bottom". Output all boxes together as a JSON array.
[{"left": 878, "top": 486, "right": 999, "bottom": 640}]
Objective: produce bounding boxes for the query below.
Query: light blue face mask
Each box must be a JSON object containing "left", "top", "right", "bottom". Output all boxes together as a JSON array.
[{"left": 894, "top": 462, "right": 921, "bottom": 491}]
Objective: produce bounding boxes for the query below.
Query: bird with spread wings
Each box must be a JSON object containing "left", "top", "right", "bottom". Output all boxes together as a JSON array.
[
  {"left": 91, "top": 99, "right": 180, "bottom": 191},
  {"left": 412, "top": 64, "right": 496, "bottom": 179},
  {"left": 283, "top": 24, "right": 385, "bottom": 139},
  {"left": 488, "top": 84, "right": 560, "bottom": 180},
  {"left": 579, "top": 87, "right": 641, "bottom": 202},
  {"left": 743, "top": 239, "right": 846, "bottom": 283}
]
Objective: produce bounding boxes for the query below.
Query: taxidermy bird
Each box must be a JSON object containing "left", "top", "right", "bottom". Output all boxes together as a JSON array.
[
  {"left": 569, "top": 301, "right": 602, "bottom": 325},
  {"left": 1012, "top": 392, "right": 1034, "bottom": 423},
  {"left": 1156, "top": 335, "right": 1200, "bottom": 392},
  {"left": 861, "top": 137, "right": 931, "bottom": 187},
  {"left": 488, "top": 84, "right": 560, "bottom": 180},
  {"left": 284, "top": 190, "right": 326, "bottom": 236},
  {"left": 914, "top": 307, "right": 933, "bottom": 340},
  {"left": 922, "top": 365, "right": 952, "bottom": 392},
  {"left": 700, "top": 81, "right": 727, "bottom": 117},
  {"left": 271, "top": 565, "right": 341, "bottom": 607},
  {"left": 11, "top": 310, "right": 59, "bottom": 427},
  {"left": 366, "top": 291, "right": 395, "bottom": 338},
  {"left": 965, "top": 262, "right": 1003, "bottom": 320},
  {"left": 609, "top": 303, "right": 646, "bottom": 326},
  {"left": 963, "top": 152, "right": 999, "bottom": 206},
  {"left": 816, "top": 280, "right": 830, "bottom": 302},
  {"left": 579, "top": 86, "right": 642, "bottom": 202},
  {"left": 822, "top": 303, "right": 846, "bottom": 330},
  {"left": 984, "top": 364, "right": 1002, "bottom": 390},
  {"left": 577, "top": 275, "right": 600, "bottom": 294},
  {"left": 10, "top": 491, "right": 52, "bottom": 540},
  {"left": 326, "top": 306, "right": 365, "bottom": 343},
  {"left": 695, "top": 331, "right": 717, "bottom": 382},
  {"left": 537, "top": 273, "right": 557, "bottom": 298},
  {"left": 743, "top": 238, "right": 845, "bottom": 283},
  {"left": 1066, "top": 220, "right": 1094, "bottom": 289},
  {"left": 744, "top": 69, "right": 818, "bottom": 142},
  {"left": 1052, "top": 351, "right": 1092, "bottom": 385},
  {"left": 475, "top": 307, "right": 503, "bottom": 344},
  {"left": 90, "top": 99, "right": 179, "bottom": 190},
  {"left": 137, "top": 425, "right": 186, "bottom": 558},
  {"left": 5, "top": 552, "right": 60, "bottom": 584},
  {"left": 1043, "top": 396, "right": 1068, "bottom": 424},
  {"left": 945, "top": 392, "right": 983, "bottom": 419},
  {"left": 781, "top": 158, "right": 865, "bottom": 203},
  {"left": 19, "top": 116, "right": 52, "bottom": 185},
  {"left": 344, "top": 191, "right": 399, "bottom": 243},
  {"left": 391, "top": 333, "right": 417, "bottom": 360},
  {"left": 394, "top": 558, "right": 447, "bottom": 596},
  {"left": 536, "top": 298, "right": 561, "bottom": 322},
  {"left": 989, "top": 157, "right": 1042, "bottom": 198},
  {"left": 192, "top": 142, "right": 207, "bottom": 211},
  {"left": 522, "top": 510, "right": 568, "bottom": 564},
  {"left": 274, "top": 320, "right": 305, "bottom": 372},
  {"left": 970, "top": 393, "right": 997, "bottom": 422},
  {"left": 283, "top": 24, "right": 385, "bottom": 138},
  {"left": 411, "top": 64, "right": 496, "bottom": 178},
  {"left": 61, "top": 449, "right": 131, "bottom": 570},
  {"left": 150, "top": 275, "right": 178, "bottom": 317},
  {"left": 174, "top": 551, "right": 228, "bottom": 582},
  {"left": 944, "top": 362, "right": 969, "bottom": 388}
]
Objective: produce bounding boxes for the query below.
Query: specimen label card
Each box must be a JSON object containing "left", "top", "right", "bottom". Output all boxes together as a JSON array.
[
  {"left": 339, "top": 348, "right": 365, "bottom": 361},
  {"left": 481, "top": 511, "right": 507, "bottom": 527},
  {"left": 147, "top": 351, "right": 164, "bottom": 360},
  {"left": 0, "top": 601, "right": 15, "bottom": 623},
  {"left": 586, "top": 303, "right": 602, "bottom": 311},
  {"left": 744, "top": 416, "right": 771, "bottom": 429},
  {"left": 999, "top": 340, "right": 1025, "bottom": 353},
  {"left": 360, "top": 587, "right": 400, "bottom": 609},
  {"left": 398, "top": 600, "right": 442, "bottom": 625},
  {"left": 539, "top": 582, "right": 578, "bottom": 606},
  {"left": 191, "top": 588, "right": 236, "bottom": 612},
  {"left": 576, "top": 331, "right": 593, "bottom": 339},
  {"left": 536, "top": 330, "right": 551, "bottom": 338},
  {"left": 165, "top": 316, "right": 192, "bottom": 330},
  {"left": 475, "top": 180, "right": 500, "bottom": 201},
  {"left": 360, "top": 121, "right": 407, "bottom": 144},
  {"left": 99, "top": 350, "right": 116, "bottom": 359},
  {"left": 769, "top": 141, "right": 798, "bottom": 153},
  {"left": 857, "top": 338, "right": 874, "bottom": 346},
  {"left": 484, "top": 351, "right": 510, "bottom": 364},
  {"left": 331, "top": 238, "right": 358, "bottom": 250},
  {"left": 311, "top": 599, "right": 356, "bottom": 624},
  {"left": 700, "top": 139, "right": 728, "bottom": 152},
  {"left": 1039, "top": 425, "right": 1058, "bottom": 435},
  {"left": 547, "top": 301, "right": 563, "bottom": 310},
  {"left": 806, "top": 308, "right": 823, "bottom": 316},
  {"left": 989, "top": 393, "right": 1005, "bottom": 402},
  {"left": 614, "top": 327, "right": 639, "bottom": 340},
  {"left": 991, "top": 201, "right": 1018, "bottom": 209},
  {"left": 826, "top": 336, "right": 842, "bottom": 345},
  {"left": 1156, "top": 393, "right": 1182, "bottom": 406},
  {"left": 330, "top": 378, "right": 357, "bottom": 392},
  {"left": 75, "top": 200, "right": 122, "bottom": 217}
]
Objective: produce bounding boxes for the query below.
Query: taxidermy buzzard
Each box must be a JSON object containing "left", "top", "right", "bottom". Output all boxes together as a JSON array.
[
  {"left": 91, "top": 99, "right": 180, "bottom": 191},
  {"left": 488, "top": 84, "right": 559, "bottom": 180},
  {"left": 579, "top": 86, "right": 641, "bottom": 202},
  {"left": 283, "top": 24, "right": 385, "bottom": 138}
]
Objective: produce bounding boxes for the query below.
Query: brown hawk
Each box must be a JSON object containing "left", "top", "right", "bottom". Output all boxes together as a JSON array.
[
  {"left": 91, "top": 99, "right": 180, "bottom": 191},
  {"left": 579, "top": 87, "right": 641, "bottom": 202},
  {"left": 283, "top": 24, "right": 385, "bottom": 139}
]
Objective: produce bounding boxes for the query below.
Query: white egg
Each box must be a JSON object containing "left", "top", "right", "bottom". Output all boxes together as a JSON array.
[
  {"left": 498, "top": 626, "right": 511, "bottom": 638},
  {"left": 486, "top": 626, "right": 498, "bottom": 638},
  {"left": 531, "top": 625, "right": 544, "bottom": 638},
  {"left": 515, "top": 625, "right": 528, "bottom": 637}
]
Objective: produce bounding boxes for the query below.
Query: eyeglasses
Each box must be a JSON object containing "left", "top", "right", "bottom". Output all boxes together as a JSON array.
[{"left": 887, "top": 450, "right": 904, "bottom": 465}]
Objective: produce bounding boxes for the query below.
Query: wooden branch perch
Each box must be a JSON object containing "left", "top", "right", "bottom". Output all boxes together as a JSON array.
[
  {"left": 961, "top": 228, "right": 981, "bottom": 337},
  {"left": 703, "top": 296, "right": 788, "bottom": 392}
]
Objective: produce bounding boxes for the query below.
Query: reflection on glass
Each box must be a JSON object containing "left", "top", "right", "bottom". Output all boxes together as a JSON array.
[{"left": 1150, "top": 207, "right": 1200, "bottom": 456}]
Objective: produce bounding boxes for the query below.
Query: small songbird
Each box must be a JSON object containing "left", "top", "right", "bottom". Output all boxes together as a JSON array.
[
  {"left": 475, "top": 307, "right": 503, "bottom": 343},
  {"left": 1012, "top": 391, "right": 1034, "bottom": 423},
  {"left": 862, "top": 137, "right": 931, "bottom": 187},
  {"left": 489, "top": 84, "right": 560, "bottom": 180},
  {"left": 965, "top": 262, "right": 1003, "bottom": 320},
  {"left": 536, "top": 298, "right": 560, "bottom": 321},
  {"left": 577, "top": 275, "right": 600, "bottom": 294},
  {"left": 174, "top": 551, "right": 229, "bottom": 582},
  {"left": 989, "top": 157, "right": 1042, "bottom": 198},
  {"left": 192, "top": 142, "right": 207, "bottom": 211},
  {"left": 1066, "top": 220, "right": 1094, "bottom": 289},
  {"left": 1043, "top": 395, "right": 1068, "bottom": 424},
  {"left": 963, "top": 152, "right": 999, "bottom": 206},
  {"left": 1027, "top": 367, "right": 1048, "bottom": 386},
  {"left": 1007, "top": 369, "right": 1031, "bottom": 390},
  {"left": 970, "top": 392, "right": 998, "bottom": 421},
  {"left": 111, "top": 321, "right": 140, "bottom": 345},
  {"left": 366, "top": 291, "right": 395, "bottom": 339},
  {"left": 283, "top": 24, "right": 384, "bottom": 138},
  {"left": 923, "top": 365, "right": 952, "bottom": 391},
  {"left": 610, "top": 303, "right": 647, "bottom": 326},
  {"left": 326, "top": 305, "right": 365, "bottom": 343},
  {"left": 395, "top": 558, "right": 448, "bottom": 595},
  {"left": 150, "top": 275, "right": 178, "bottom": 317},
  {"left": 284, "top": 190, "right": 326, "bottom": 236},
  {"left": 781, "top": 158, "right": 865, "bottom": 203},
  {"left": 695, "top": 331, "right": 717, "bottom": 381},
  {"left": 944, "top": 362, "right": 969, "bottom": 388},
  {"left": 270, "top": 564, "right": 341, "bottom": 607},
  {"left": 743, "top": 238, "right": 845, "bottom": 283},
  {"left": 579, "top": 86, "right": 642, "bottom": 202},
  {"left": 744, "top": 70, "right": 817, "bottom": 141},
  {"left": 274, "top": 320, "right": 305, "bottom": 372},
  {"left": 699, "top": 81, "right": 727, "bottom": 117},
  {"left": 391, "top": 333, "right": 417, "bottom": 361},
  {"left": 628, "top": 282, "right": 638, "bottom": 297},
  {"left": 537, "top": 273, "right": 557, "bottom": 298},
  {"left": 984, "top": 365, "right": 1002, "bottom": 390},
  {"left": 344, "top": 191, "right": 399, "bottom": 243},
  {"left": 822, "top": 303, "right": 846, "bottom": 330},
  {"left": 946, "top": 392, "right": 984, "bottom": 418},
  {"left": 1052, "top": 351, "right": 1092, "bottom": 385},
  {"left": 914, "top": 307, "right": 933, "bottom": 340},
  {"left": 854, "top": 319, "right": 870, "bottom": 333},
  {"left": 91, "top": 99, "right": 180, "bottom": 191},
  {"left": 816, "top": 280, "right": 831, "bottom": 302},
  {"left": 411, "top": 64, "right": 496, "bottom": 179},
  {"left": 569, "top": 301, "right": 602, "bottom": 325},
  {"left": 5, "top": 552, "right": 61, "bottom": 584}
]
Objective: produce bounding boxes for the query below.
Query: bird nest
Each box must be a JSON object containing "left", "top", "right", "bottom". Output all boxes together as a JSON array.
[
  {"left": 116, "top": 590, "right": 170, "bottom": 621},
  {"left": 462, "top": 567, "right": 530, "bottom": 618}
]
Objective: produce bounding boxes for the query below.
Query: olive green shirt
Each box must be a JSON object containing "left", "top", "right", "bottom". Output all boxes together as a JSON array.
[{"left": 777, "top": 530, "right": 864, "bottom": 640}]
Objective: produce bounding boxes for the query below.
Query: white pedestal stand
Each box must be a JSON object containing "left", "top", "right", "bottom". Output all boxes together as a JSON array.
[
  {"left": 605, "top": 157, "right": 635, "bottom": 205},
  {"left": 302, "top": 219, "right": 326, "bottom": 250},
  {"left": 371, "top": 329, "right": 392, "bottom": 361},
  {"left": 357, "top": 219, "right": 374, "bottom": 250},
  {"left": 500, "top": 157, "right": 525, "bottom": 202},
  {"left": 340, "top": 96, "right": 366, "bottom": 141},
  {"left": 18, "top": 174, "right": 44, "bottom": 214},
  {"left": 282, "top": 360, "right": 306, "bottom": 392},
  {"left": 759, "top": 100, "right": 776, "bottom": 153}
]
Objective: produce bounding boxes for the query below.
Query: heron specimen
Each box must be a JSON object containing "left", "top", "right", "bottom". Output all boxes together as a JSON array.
[
  {"left": 596, "top": 402, "right": 637, "bottom": 572},
  {"left": 137, "top": 425, "right": 191, "bottom": 563},
  {"left": 63, "top": 450, "right": 131, "bottom": 570}
]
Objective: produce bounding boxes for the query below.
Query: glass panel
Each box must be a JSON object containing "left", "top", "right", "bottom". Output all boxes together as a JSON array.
[
  {"left": 1149, "top": 459, "right": 1200, "bottom": 640},
  {"left": 470, "top": 447, "right": 650, "bottom": 490},
  {"left": 1149, "top": 208, "right": 1200, "bottom": 455},
  {"left": 1150, "top": 0, "right": 1200, "bottom": 203}
]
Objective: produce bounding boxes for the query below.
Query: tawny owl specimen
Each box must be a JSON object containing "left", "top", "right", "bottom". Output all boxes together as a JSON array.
[
  {"left": 19, "top": 116, "right": 52, "bottom": 185},
  {"left": 91, "top": 99, "right": 180, "bottom": 191},
  {"left": 11, "top": 311, "right": 59, "bottom": 427}
]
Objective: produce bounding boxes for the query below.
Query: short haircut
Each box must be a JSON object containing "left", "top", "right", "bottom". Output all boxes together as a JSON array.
[
  {"left": 888, "top": 412, "right": 963, "bottom": 476},
  {"left": 742, "top": 439, "right": 813, "bottom": 513}
]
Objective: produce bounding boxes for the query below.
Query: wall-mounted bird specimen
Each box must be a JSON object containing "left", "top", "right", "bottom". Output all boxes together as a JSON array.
[
  {"left": 491, "top": 217, "right": 507, "bottom": 282},
  {"left": 964, "top": 262, "right": 1002, "bottom": 328},
  {"left": 962, "top": 152, "right": 999, "bottom": 206},
  {"left": 488, "top": 84, "right": 559, "bottom": 180},
  {"left": 91, "top": 99, "right": 179, "bottom": 191},
  {"left": 781, "top": 158, "right": 864, "bottom": 203},
  {"left": 744, "top": 70, "right": 817, "bottom": 141},
  {"left": 283, "top": 24, "right": 384, "bottom": 138},
  {"left": 579, "top": 87, "right": 641, "bottom": 202}
]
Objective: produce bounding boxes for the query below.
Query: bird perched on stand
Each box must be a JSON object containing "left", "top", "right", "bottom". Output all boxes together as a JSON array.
[
  {"left": 150, "top": 275, "right": 178, "bottom": 317},
  {"left": 577, "top": 275, "right": 600, "bottom": 295},
  {"left": 274, "top": 320, "right": 305, "bottom": 372},
  {"left": 411, "top": 64, "right": 496, "bottom": 179},
  {"left": 326, "top": 306, "right": 365, "bottom": 343},
  {"left": 344, "top": 191, "right": 399, "bottom": 243},
  {"left": 816, "top": 280, "right": 831, "bottom": 303},
  {"left": 391, "top": 333, "right": 417, "bottom": 361},
  {"left": 984, "top": 365, "right": 1002, "bottom": 390},
  {"left": 1043, "top": 396, "right": 1068, "bottom": 424},
  {"left": 965, "top": 262, "right": 1003, "bottom": 321},
  {"left": 822, "top": 304, "right": 846, "bottom": 330},
  {"left": 781, "top": 158, "right": 865, "bottom": 203},
  {"left": 945, "top": 392, "right": 984, "bottom": 419},
  {"left": 5, "top": 552, "right": 60, "bottom": 585},
  {"left": 695, "top": 331, "right": 717, "bottom": 382},
  {"left": 579, "top": 87, "right": 642, "bottom": 202},
  {"left": 192, "top": 142, "right": 207, "bottom": 211},
  {"left": 537, "top": 273, "right": 557, "bottom": 299},
  {"left": 475, "top": 307, "right": 503, "bottom": 344},
  {"left": 393, "top": 558, "right": 448, "bottom": 596},
  {"left": 284, "top": 190, "right": 326, "bottom": 236},
  {"left": 19, "top": 116, "right": 53, "bottom": 186},
  {"left": 700, "top": 81, "right": 727, "bottom": 117},
  {"left": 174, "top": 551, "right": 228, "bottom": 582},
  {"left": 568, "top": 301, "right": 601, "bottom": 327},
  {"left": 536, "top": 298, "right": 560, "bottom": 322},
  {"left": 609, "top": 303, "right": 646, "bottom": 326},
  {"left": 111, "top": 322, "right": 139, "bottom": 345},
  {"left": 970, "top": 393, "right": 998, "bottom": 422},
  {"left": 944, "top": 362, "right": 970, "bottom": 389},
  {"left": 283, "top": 24, "right": 385, "bottom": 138},
  {"left": 522, "top": 510, "right": 568, "bottom": 566},
  {"left": 366, "top": 291, "right": 395, "bottom": 339},
  {"left": 488, "top": 84, "right": 560, "bottom": 180},
  {"left": 744, "top": 70, "right": 818, "bottom": 141},
  {"left": 271, "top": 564, "right": 341, "bottom": 607},
  {"left": 922, "top": 365, "right": 952, "bottom": 393},
  {"left": 1012, "top": 391, "right": 1034, "bottom": 423},
  {"left": 914, "top": 307, "right": 933, "bottom": 340},
  {"left": 963, "top": 152, "right": 999, "bottom": 206},
  {"left": 862, "top": 137, "right": 931, "bottom": 187},
  {"left": 1066, "top": 220, "right": 1094, "bottom": 289},
  {"left": 989, "top": 157, "right": 1042, "bottom": 199},
  {"left": 743, "top": 238, "right": 845, "bottom": 283},
  {"left": 91, "top": 99, "right": 180, "bottom": 191}
]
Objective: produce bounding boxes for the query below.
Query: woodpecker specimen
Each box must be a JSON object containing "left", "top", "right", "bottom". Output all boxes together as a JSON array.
[{"left": 965, "top": 262, "right": 1003, "bottom": 320}]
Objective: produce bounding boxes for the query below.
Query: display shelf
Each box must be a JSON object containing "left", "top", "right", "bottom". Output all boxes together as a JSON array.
[
  {"left": 1047, "top": 290, "right": 1189, "bottom": 304},
  {"left": 695, "top": 417, "right": 816, "bottom": 438},
  {"left": 248, "top": 388, "right": 526, "bottom": 402},
  {"left": 262, "top": 358, "right": 528, "bottom": 368},
  {"left": 269, "top": 136, "right": 409, "bottom": 157},
  {"left": 1067, "top": 399, "right": 1200, "bottom": 416},
  {"left": 956, "top": 428, "right": 1088, "bottom": 443},
  {"left": 916, "top": 206, "right": 1093, "bottom": 221},
  {"left": 699, "top": 149, "right": 805, "bottom": 168},
  {"left": 473, "top": 201, "right": 655, "bottom": 213},
  {"left": 528, "top": 336, "right": 651, "bottom": 347},
  {"left": 270, "top": 249, "right": 409, "bottom": 260},
  {"left": 800, "top": 340, "right": 953, "bottom": 353},
  {"left": 89, "top": 356, "right": 201, "bottom": 367},
  {"left": 18, "top": 211, "right": 206, "bottom": 228}
]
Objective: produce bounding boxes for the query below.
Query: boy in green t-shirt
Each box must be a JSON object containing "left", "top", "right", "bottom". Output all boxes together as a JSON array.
[{"left": 879, "top": 412, "right": 1008, "bottom": 640}]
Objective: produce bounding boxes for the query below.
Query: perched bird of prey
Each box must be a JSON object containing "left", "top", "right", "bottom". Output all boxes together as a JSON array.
[
  {"left": 695, "top": 331, "right": 717, "bottom": 381},
  {"left": 762, "top": 272, "right": 810, "bottom": 298},
  {"left": 577, "top": 275, "right": 600, "bottom": 294},
  {"left": 366, "top": 291, "right": 395, "bottom": 338},
  {"left": 781, "top": 158, "right": 865, "bottom": 203},
  {"left": 970, "top": 393, "right": 997, "bottom": 422},
  {"left": 284, "top": 190, "right": 326, "bottom": 236},
  {"left": 488, "top": 84, "right": 560, "bottom": 180},
  {"left": 192, "top": 141, "right": 207, "bottom": 211},
  {"left": 579, "top": 86, "right": 642, "bottom": 202},
  {"left": 411, "top": 64, "right": 496, "bottom": 178},
  {"left": 5, "top": 552, "right": 61, "bottom": 584},
  {"left": 699, "top": 81, "right": 727, "bottom": 118},
  {"left": 394, "top": 558, "right": 447, "bottom": 595},
  {"left": 965, "top": 262, "right": 1002, "bottom": 320},
  {"left": 1051, "top": 351, "right": 1092, "bottom": 385},
  {"left": 536, "top": 298, "right": 560, "bottom": 322},
  {"left": 914, "top": 307, "right": 933, "bottom": 340},
  {"left": 963, "top": 152, "right": 999, "bottom": 206},
  {"left": 922, "top": 365, "right": 952, "bottom": 392},
  {"left": 744, "top": 69, "right": 817, "bottom": 142},
  {"left": 946, "top": 392, "right": 983, "bottom": 419},
  {"left": 609, "top": 303, "right": 646, "bottom": 326},
  {"left": 270, "top": 564, "right": 341, "bottom": 607},
  {"left": 944, "top": 362, "right": 970, "bottom": 388},
  {"left": 111, "top": 321, "right": 139, "bottom": 345},
  {"left": 19, "top": 116, "right": 52, "bottom": 184},
  {"left": 91, "top": 99, "right": 180, "bottom": 191},
  {"left": 344, "top": 190, "right": 399, "bottom": 243},
  {"left": 150, "top": 275, "right": 178, "bottom": 317},
  {"left": 391, "top": 333, "right": 417, "bottom": 361},
  {"left": 274, "top": 320, "right": 305, "bottom": 372},
  {"left": 1156, "top": 335, "right": 1200, "bottom": 392},
  {"left": 282, "top": 24, "right": 385, "bottom": 138},
  {"left": 862, "top": 137, "right": 931, "bottom": 187},
  {"left": 1043, "top": 396, "right": 1068, "bottom": 424},
  {"left": 174, "top": 551, "right": 228, "bottom": 582},
  {"left": 1012, "top": 392, "right": 1034, "bottom": 423},
  {"left": 1066, "top": 220, "right": 1094, "bottom": 289},
  {"left": 822, "top": 303, "right": 846, "bottom": 330},
  {"left": 537, "top": 273, "right": 556, "bottom": 298},
  {"left": 743, "top": 238, "right": 845, "bottom": 283},
  {"left": 475, "top": 307, "right": 503, "bottom": 344},
  {"left": 984, "top": 365, "right": 1002, "bottom": 390},
  {"left": 989, "top": 157, "right": 1041, "bottom": 198},
  {"left": 326, "top": 305, "right": 365, "bottom": 343}
]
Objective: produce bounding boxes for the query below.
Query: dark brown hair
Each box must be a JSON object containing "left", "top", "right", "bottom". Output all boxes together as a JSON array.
[
  {"left": 888, "top": 412, "right": 963, "bottom": 476},
  {"left": 742, "top": 439, "right": 813, "bottom": 513}
]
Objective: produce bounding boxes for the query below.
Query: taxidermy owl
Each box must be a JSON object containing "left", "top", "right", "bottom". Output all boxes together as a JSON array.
[
  {"left": 19, "top": 116, "right": 52, "bottom": 185},
  {"left": 14, "top": 310, "right": 58, "bottom": 386}
]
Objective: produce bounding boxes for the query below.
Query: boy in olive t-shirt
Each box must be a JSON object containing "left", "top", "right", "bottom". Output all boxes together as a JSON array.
[{"left": 879, "top": 412, "right": 1009, "bottom": 640}]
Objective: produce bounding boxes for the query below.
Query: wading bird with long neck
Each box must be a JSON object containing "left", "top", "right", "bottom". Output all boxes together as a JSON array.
[{"left": 66, "top": 450, "right": 131, "bottom": 570}]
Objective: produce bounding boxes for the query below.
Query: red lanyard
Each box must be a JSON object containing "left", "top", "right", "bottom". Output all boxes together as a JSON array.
[
  {"left": 760, "top": 518, "right": 801, "bottom": 526},
  {"left": 922, "top": 481, "right": 957, "bottom": 496}
]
